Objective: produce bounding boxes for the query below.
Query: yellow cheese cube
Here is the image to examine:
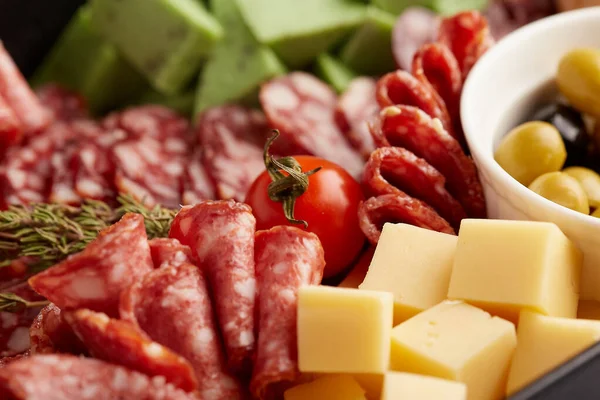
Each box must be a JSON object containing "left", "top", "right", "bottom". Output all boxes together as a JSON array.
[
  {"left": 352, "top": 373, "right": 383, "bottom": 400},
  {"left": 359, "top": 223, "right": 457, "bottom": 324},
  {"left": 390, "top": 300, "right": 516, "bottom": 400},
  {"left": 448, "top": 219, "right": 581, "bottom": 323},
  {"left": 284, "top": 375, "right": 366, "bottom": 400},
  {"left": 577, "top": 300, "right": 600, "bottom": 320},
  {"left": 506, "top": 310, "right": 600, "bottom": 395},
  {"left": 298, "top": 286, "right": 393, "bottom": 374},
  {"left": 381, "top": 372, "right": 467, "bottom": 400}
]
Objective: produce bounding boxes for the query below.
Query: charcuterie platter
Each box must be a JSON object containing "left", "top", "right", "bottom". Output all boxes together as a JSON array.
[{"left": 1, "top": 1, "right": 600, "bottom": 399}]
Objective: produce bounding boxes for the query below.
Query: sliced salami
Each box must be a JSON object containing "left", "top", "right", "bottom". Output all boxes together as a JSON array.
[
  {"left": 35, "top": 84, "right": 88, "bottom": 121},
  {"left": 119, "top": 263, "right": 244, "bottom": 399},
  {"left": 0, "top": 354, "right": 197, "bottom": 400},
  {"left": 148, "top": 238, "right": 193, "bottom": 269},
  {"left": 392, "top": 7, "right": 439, "bottom": 71},
  {"left": 358, "top": 193, "right": 455, "bottom": 244},
  {"left": 73, "top": 141, "right": 116, "bottom": 203},
  {"left": 182, "top": 152, "right": 216, "bottom": 205},
  {"left": 372, "top": 106, "right": 487, "bottom": 218},
  {"left": 250, "top": 226, "right": 326, "bottom": 400},
  {"left": 260, "top": 72, "right": 364, "bottom": 178},
  {"left": 334, "top": 77, "right": 378, "bottom": 159},
  {"left": 29, "top": 303, "right": 85, "bottom": 356},
  {"left": 363, "top": 147, "right": 466, "bottom": 231},
  {"left": 0, "top": 95, "right": 22, "bottom": 152},
  {"left": 0, "top": 351, "right": 29, "bottom": 368},
  {"left": 169, "top": 201, "right": 256, "bottom": 375},
  {"left": 28, "top": 213, "right": 153, "bottom": 317},
  {"left": 65, "top": 309, "right": 198, "bottom": 392},
  {"left": 48, "top": 145, "right": 81, "bottom": 205},
  {"left": 0, "top": 42, "right": 53, "bottom": 135}
]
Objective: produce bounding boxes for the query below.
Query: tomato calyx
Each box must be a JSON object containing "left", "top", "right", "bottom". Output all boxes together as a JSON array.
[{"left": 263, "top": 130, "right": 322, "bottom": 228}]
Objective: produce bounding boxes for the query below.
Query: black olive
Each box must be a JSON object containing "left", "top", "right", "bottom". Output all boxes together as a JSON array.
[{"left": 529, "top": 103, "right": 590, "bottom": 166}]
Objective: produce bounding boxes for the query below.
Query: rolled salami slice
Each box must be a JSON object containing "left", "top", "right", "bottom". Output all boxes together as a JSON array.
[
  {"left": 392, "top": 7, "right": 439, "bottom": 71},
  {"left": 363, "top": 147, "right": 466, "bottom": 231},
  {"left": 250, "top": 226, "right": 326, "bottom": 400},
  {"left": 29, "top": 303, "right": 85, "bottom": 356},
  {"left": 35, "top": 84, "right": 88, "bottom": 121},
  {"left": 148, "top": 238, "right": 193, "bottom": 268},
  {"left": 169, "top": 201, "right": 256, "bottom": 375},
  {"left": 119, "top": 263, "right": 244, "bottom": 399},
  {"left": 373, "top": 106, "right": 487, "bottom": 218},
  {"left": 358, "top": 194, "right": 455, "bottom": 245},
  {"left": 0, "top": 42, "right": 53, "bottom": 135},
  {"left": 0, "top": 354, "right": 197, "bottom": 400},
  {"left": 64, "top": 309, "right": 198, "bottom": 392},
  {"left": 28, "top": 213, "right": 153, "bottom": 317},
  {"left": 334, "top": 77, "right": 378, "bottom": 159},
  {"left": 260, "top": 72, "right": 364, "bottom": 178}
]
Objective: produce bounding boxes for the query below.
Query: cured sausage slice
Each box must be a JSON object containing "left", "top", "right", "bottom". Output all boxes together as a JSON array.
[
  {"left": 119, "top": 263, "right": 244, "bottom": 399},
  {"left": 196, "top": 105, "right": 270, "bottom": 201},
  {"left": 358, "top": 194, "right": 455, "bottom": 245},
  {"left": 260, "top": 72, "right": 364, "bottom": 178},
  {"left": 103, "top": 105, "right": 190, "bottom": 142},
  {"left": 64, "top": 309, "right": 198, "bottom": 392},
  {"left": 148, "top": 238, "right": 193, "bottom": 268},
  {"left": 0, "top": 43, "right": 53, "bottom": 135},
  {"left": 29, "top": 303, "right": 85, "bottom": 355},
  {"left": 334, "top": 77, "right": 378, "bottom": 159},
  {"left": 372, "top": 106, "right": 486, "bottom": 218},
  {"left": 363, "top": 147, "right": 466, "bottom": 231},
  {"left": 0, "top": 354, "right": 197, "bottom": 400},
  {"left": 169, "top": 201, "right": 257, "bottom": 375},
  {"left": 35, "top": 84, "right": 88, "bottom": 121},
  {"left": 28, "top": 213, "right": 153, "bottom": 317},
  {"left": 0, "top": 95, "right": 22, "bottom": 152},
  {"left": 182, "top": 152, "right": 215, "bottom": 205},
  {"left": 48, "top": 146, "right": 81, "bottom": 205},
  {"left": 250, "top": 226, "right": 326, "bottom": 400},
  {"left": 392, "top": 7, "right": 439, "bottom": 71},
  {"left": 0, "top": 282, "right": 42, "bottom": 357}
]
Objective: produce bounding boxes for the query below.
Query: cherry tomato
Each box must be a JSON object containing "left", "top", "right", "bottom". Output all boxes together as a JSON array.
[{"left": 245, "top": 156, "right": 365, "bottom": 278}]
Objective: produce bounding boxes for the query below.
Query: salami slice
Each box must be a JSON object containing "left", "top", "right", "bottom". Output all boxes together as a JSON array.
[
  {"left": 148, "top": 238, "right": 193, "bottom": 268},
  {"left": 260, "top": 72, "right": 364, "bottom": 178},
  {"left": 103, "top": 105, "right": 190, "bottom": 142},
  {"left": 169, "top": 201, "right": 256, "bottom": 375},
  {"left": 48, "top": 145, "right": 81, "bottom": 205},
  {"left": 358, "top": 193, "right": 455, "bottom": 244},
  {"left": 73, "top": 142, "right": 116, "bottom": 203},
  {"left": 0, "top": 351, "right": 29, "bottom": 368},
  {"left": 334, "top": 77, "right": 378, "bottom": 159},
  {"left": 64, "top": 309, "right": 198, "bottom": 392},
  {"left": 196, "top": 105, "right": 271, "bottom": 201},
  {"left": 182, "top": 151, "right": 216, "bottom": 205},
  {"left": 35, "top": 84, "right": 88, "bottom": 121},
  {"left": 119, "top": 263, "right": 244, "bottom": 399},
  {"left": 376, "top": 70, "right": 454, "bottom": 139},
  {"left": 29, "top": 303, "right": 85, "bottom": 356},
  {"left": 372, "top": 106, "right": 487, "bottom": 218},
  {"left": 0, "top": 95, "right": 22, "bottom": 152},
  {"left": 363, "top": 147, "right": 466, "bottom": 231},
  {"left": 28, "top": 213, "right": 153, "bottom": 317},
  {"left": 0, "top": 354, "right": 198, "bottom": 400},
  {"left": 392, "top": 7, "right": 439, "bottom": 71},
  {"left": 250, "top": 226, "right": 326, "bottom": 400},
  {"left": 0, "top": 42, "right": 53, "bottom": 135}
]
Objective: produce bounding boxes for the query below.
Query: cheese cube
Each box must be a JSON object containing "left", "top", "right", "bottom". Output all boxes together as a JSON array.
[
  {"left": 298, "top": 286, "right": 393, "bottom": 374},
  {"left": 577, "top": 300, "right": 600, "bottom": 320},
  {"left": 352, "top": 374, "right": 384, "bottom": 400},
  {"left": 390, "top": 300, "right": 516, "bottom": 400},
  {"left": 506, "top": 311, "right": 600, "bottom": 395},
  {"left": 359, "top": 223, "right": 457, "bottom": 324},
  {"left": 448, "top": 219, "right": 581, "bottom": 323},
  {"left": 381, "top": 372, "right": 467, "bottom": 400},
  {"left": 284, "top": 375, "right": 366, "bottom": 400}
]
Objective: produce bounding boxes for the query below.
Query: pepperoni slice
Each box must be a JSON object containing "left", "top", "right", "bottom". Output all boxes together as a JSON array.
[
  {"left": 64, "top": 309, "right": 198, "bottom": 392},
  {"left": 0, "top": 95, "right": 22, "bottom": 152},
  {"left": 363, "top": 147, "right": 466, "bottom": 231},
  {"left": 392, "top": 7, "right": 439, "bottom": 71},
  {"left": 148, "top": 238, "right": 193, "bottom": 269},
  {"left": 35, "top": 84, "right": 88, "bottom": 121},
  {"left": 196, "top": 105, "right": 270, "bottom": 201},
  {"left": 119, "top": 263, "right": 244, "bottom": 399},
  {"left": 250, "top": 226, "right": 326, "bottom": 400},
  {"left": 334, "top": 77, "right": 378, "bottom": 159},
  {"left": 372, "top": 106, "right": 486, "bottom": 218},
  {"left": 358, "top": 194, "right": 455, "bottom": 244},
  {"left": 0, "top": 354, "right": 197, "bottom": 400},
  {"left": 260, "top": 72, "right": 364, "bottom": 178},
  {"left": 0, "top": 283, "right": 42, "bottom": 358},
  {"left": 28, "top": 213, "right": 153, "bottom": 317},
  {"left": 29, "top": 303, "right": 85, "bottom": 356},
  {"left": 0, "top": 43, "right": 53, "bottom": 135},
  {"left": 169, "top": 201, "right": 256, "bottom": 375},
  {"left": 182, "top": 152, "right": 215, "bottom": 205},
  {"left": 376, "top": 70, "right": 454, "bottom": 139}
]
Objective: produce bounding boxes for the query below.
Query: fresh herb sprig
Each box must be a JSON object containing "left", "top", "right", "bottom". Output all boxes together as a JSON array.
[{"left": 0, "top": 292, "right": 49, "bottom": 313}]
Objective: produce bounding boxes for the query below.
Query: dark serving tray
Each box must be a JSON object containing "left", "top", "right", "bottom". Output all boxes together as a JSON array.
[{"left": 2, "top": 2, "right": 600, "bottom": 399}]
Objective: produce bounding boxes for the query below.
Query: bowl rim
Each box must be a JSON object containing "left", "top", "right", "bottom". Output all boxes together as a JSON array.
[{"left": 461, "top": 6, "right": 600, "bottom": 227}]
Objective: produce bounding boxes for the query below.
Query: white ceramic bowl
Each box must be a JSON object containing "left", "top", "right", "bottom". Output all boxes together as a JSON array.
[{"left": 461, "top": 7, "right": 600, "bottom": 302}]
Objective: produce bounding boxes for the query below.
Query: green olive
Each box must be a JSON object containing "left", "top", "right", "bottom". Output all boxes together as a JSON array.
[
  {"left": 495, "top": 121, "right": 567, "bottom": 186},
  {"left": 557, "top": 48, "right": 600, "bottom": 117},
  {"left": 528, "top": 171, "right": 589, "bottom": 214},
  {"left": 563, "top": 166, "right": 600, "bottom": 208}
]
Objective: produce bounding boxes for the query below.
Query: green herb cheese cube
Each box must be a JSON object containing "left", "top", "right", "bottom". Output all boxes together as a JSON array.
[
  {"left": 373, "top": 0, "right": 488, "bottom": 16},
  {"left": 89, "top": 0, "right": 223, "bottom": 95},
  {"left": 236, "top": 0, "right": 367, "bottom": 68},
  {"left": 314, "top": 54, "right": 357, "bottom": 94}
]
